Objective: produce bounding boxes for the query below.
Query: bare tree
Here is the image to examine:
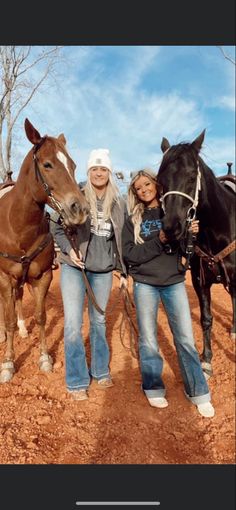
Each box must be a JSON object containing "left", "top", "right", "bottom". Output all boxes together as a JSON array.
[
  {"left": 217, "top": 46, "right": 236, "bottom": 66},
  {"left": 0, "top": 46, "right": 63, "bottom": 181}
]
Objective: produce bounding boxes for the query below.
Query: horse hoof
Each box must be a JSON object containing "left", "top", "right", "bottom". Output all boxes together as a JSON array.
[
  {"left": 0, "top": 369, "right": 13, "bottom": 383},
  {"left": 0, "top": 361, "right": 15, "bottom": 383},
  {"left": 201, "top": 361, "right": 212, "bottom": 379},
  {"left": 39, "top": 353, "right": 53, "bottom": 373}
]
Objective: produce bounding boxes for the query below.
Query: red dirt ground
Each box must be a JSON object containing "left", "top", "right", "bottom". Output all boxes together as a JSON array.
[{"left": 0, "top": 269, "right": 235, "bottom": 465}]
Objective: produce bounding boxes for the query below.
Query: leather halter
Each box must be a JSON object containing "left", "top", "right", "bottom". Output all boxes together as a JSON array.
[{"left": 33, "top": 137, "right": 64, "bottom": 216}]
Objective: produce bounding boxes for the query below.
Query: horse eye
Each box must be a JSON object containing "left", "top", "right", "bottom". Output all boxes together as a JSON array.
[{"left": 44, "top": 162, "right": 52, "bottom": 169}]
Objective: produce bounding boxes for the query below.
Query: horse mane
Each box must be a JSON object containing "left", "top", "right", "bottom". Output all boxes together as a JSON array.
[
  {"left": 159, "top": 142, "right": 197, "bottom": 172},
  {"left": 198, "top": 155, "right": 218, "bottom": 180},
  {"left": 160, "top": 142, "right": 233, "bottom": 195},
  {"left": 198, "top": 155, "right": 236, "bottom": 203}
]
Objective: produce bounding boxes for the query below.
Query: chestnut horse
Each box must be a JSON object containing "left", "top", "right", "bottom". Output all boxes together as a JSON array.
[
  {"left": 0, "top": 118, "right": 89, "bottom": 383},
  {"left": 157, "top": 131, "right": 235, "bottom": 378}
]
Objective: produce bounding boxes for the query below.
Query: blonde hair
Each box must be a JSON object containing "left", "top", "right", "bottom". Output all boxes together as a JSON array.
[
  {"left": 84, "top": 169, "right": 120, "bottom": 228},
  {"left": 127, "top": 169, "right": 158, "bottom": 244}
]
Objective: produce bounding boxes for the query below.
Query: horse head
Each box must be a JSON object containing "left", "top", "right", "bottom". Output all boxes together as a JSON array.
[
  {"left": 157, "top": 130, "right": 205, "bottom": 241},
  {"left": 24, "top": 118, "right": 89, "bottom": 226}
]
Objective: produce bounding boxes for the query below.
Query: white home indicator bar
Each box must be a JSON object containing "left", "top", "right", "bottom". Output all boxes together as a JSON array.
[{"left": 76, "top": 502, "right": 160, "bottom": 506}]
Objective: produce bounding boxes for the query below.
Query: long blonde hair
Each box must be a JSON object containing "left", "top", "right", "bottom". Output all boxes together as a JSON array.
[
  {"left": 127, "top": 169, "right": 158, "bottom": 244},
  {"left": 84, "top": 170, "right": 120, "bottom": 228}
]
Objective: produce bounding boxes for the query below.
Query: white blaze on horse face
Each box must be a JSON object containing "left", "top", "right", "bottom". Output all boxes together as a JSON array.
[{"left": 57, "top": 151, "right": 73, "bottom": 180}]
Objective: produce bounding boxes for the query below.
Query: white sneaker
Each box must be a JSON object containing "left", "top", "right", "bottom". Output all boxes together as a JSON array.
[
  {"left": 68, "top": 389, "right": 88, "bottom": 401},
  {"left": 97, "top": 377, "right": 114, "bottom": 388},
  {"left": 147, "top": 397, "right": 168, "bottom": 408},
  {"left": 197, "top": 402, "right": 215, "bottom": 418}
]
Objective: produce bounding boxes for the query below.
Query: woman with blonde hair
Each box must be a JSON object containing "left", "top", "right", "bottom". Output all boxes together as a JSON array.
[
  {"left": 122, "top": 169, "right": 215, "bottom": 418},
  {"left": 53, "top": 149, "right": 127, "bottom": 400}
]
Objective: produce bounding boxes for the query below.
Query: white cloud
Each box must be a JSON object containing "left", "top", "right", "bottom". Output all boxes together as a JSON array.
[
  {"left": 10, "top": 46, "right": 234, "bottom": 184},
  {"left": 217, "top": 95, "right": 235, "bottom": 111},
  {"left": 202, "top": 136, "right": 235, "bottom": 175},
  {"left": 115, "top": 46, "right": 161, "bottom": 95}
]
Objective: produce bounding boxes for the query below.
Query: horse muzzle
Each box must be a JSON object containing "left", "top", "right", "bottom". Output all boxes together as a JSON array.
[
  {"left": 162, "top": 219, "right": 185, "bottom": 241},
  {"left": 61, "top": 195, "right": 89, "bottom": 226}
]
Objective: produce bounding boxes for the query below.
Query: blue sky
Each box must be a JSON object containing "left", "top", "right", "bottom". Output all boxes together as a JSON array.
[{"left": 13, "top": 46, "right": 235, "bottom": 191}]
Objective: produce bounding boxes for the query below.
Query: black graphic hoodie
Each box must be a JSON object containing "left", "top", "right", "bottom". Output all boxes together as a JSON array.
[{"left": 122, "top": 207, "right": 186, "bottom": 286}]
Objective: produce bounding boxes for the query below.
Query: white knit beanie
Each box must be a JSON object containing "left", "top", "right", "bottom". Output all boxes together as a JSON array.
[{"left": 87, "top": 148, "right": 112, "bottom": 173}]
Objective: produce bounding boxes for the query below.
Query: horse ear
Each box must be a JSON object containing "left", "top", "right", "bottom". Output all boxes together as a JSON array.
[
  {"left": 58, "top": 133, "right": 66, "bottom": 145},
  {"left": 24, "top": 118, "right": 42, "bottom": 145},
  {"left": 161, "top": 137, "right": 170, "bottom": 153},
  {"left": 191, "top": 130, "right": 205, "bottom": 153}
]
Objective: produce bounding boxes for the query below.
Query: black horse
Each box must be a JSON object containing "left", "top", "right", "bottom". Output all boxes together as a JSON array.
[{"left": 157, "top": 130, "right": 235, "bottom": 378}]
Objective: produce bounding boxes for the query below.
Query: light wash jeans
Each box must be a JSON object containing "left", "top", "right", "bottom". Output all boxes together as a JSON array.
[
  {"left": 60, "top": 264, "right": 113, "bottom": 391},
  {"left": 133, "top": 281, "right": 211, "bottom": 405}
]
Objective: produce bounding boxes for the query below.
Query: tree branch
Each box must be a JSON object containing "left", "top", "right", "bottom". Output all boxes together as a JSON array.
[
  {"left": 0, "top": 45, "right": 64, "bottom": 180},
  {"left": 217, "top": 46, "right": 236, "bottom": 66}
]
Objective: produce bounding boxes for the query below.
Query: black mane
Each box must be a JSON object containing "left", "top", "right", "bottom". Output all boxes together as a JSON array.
[{"left": 159, "top": 142, "right": 197, "bottom": 173}]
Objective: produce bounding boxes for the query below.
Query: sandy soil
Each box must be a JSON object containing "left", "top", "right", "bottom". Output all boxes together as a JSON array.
[{"left": 0, "top": 269, "right": 235, "bottom": 465}]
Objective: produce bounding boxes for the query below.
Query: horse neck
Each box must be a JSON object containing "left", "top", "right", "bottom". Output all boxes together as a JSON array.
[
  {"left": 198, "top": 162, "right": 234, "bottom": 247},
  {"left": 10, "top": 153, "right": 46, "bottom": 235}
]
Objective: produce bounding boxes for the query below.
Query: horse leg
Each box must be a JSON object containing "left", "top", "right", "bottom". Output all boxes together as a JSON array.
[
  {"left": 191, "top": 274, "right": 213, "bottom": 378},
  {"left": 0, "top": 296, "right": 6, "bottom": 343},
  {"left": 15, "top": 287, "right": 28, "bottom": 338},
  {"left": 30, "top": 269, "right": 53, "bottom": 373},
  {"left": 0, "top": 285, "right": 17, "bottom": 383},
  {"left": 229, "top": 285, "right": 236, "bottom": 341}
]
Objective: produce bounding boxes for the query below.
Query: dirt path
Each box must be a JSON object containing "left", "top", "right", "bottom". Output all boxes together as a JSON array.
[{"left": 0, "top": 270, "right": 235, "bottom": 464}]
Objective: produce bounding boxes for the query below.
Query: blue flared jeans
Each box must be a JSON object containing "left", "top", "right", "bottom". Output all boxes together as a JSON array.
[
  {"left": 133, "top": 281, "right": 210, "bottom": 405},
  {"left": 60, "top": 264, "right": 113, "bottom": 391}
]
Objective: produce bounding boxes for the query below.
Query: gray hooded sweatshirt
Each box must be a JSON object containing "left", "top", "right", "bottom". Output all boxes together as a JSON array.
[{"left": 50, "top": 197, "right": 127, "bottom": 276}]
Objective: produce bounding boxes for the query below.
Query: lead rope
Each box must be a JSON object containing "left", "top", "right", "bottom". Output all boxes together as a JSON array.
[
  {"left": 119, "top": 286, "right": 139, "bottom": 359},
  {"left": 109, "top": 274, "right": 138, "bottom": 360},
  {"left": 62, "top": 222, "right": 106, "bottom": 315},
  {"left": 181, "top": 221, "right": 197, "bottom": 271}
]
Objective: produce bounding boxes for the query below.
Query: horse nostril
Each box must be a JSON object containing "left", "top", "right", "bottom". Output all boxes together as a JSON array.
[
  {"left": 70, "top": 201, "right": 80, "bottom": 215},
  {"left": 163, "top": 220, "right": 183, "bottom": 240},
  {"left": 175, "top": 221, "right": 182, "bottom": 233},
  {"left": 83, "top": 204, "right": 90, "bottom": 215},
  {"left": 70, "top": 200, "right": 89, "bottom": 217}
]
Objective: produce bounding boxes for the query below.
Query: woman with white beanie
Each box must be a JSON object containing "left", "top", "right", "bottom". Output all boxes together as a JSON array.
[{"left": 52, "top": 149, "right": 127, "bottom": 400}]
